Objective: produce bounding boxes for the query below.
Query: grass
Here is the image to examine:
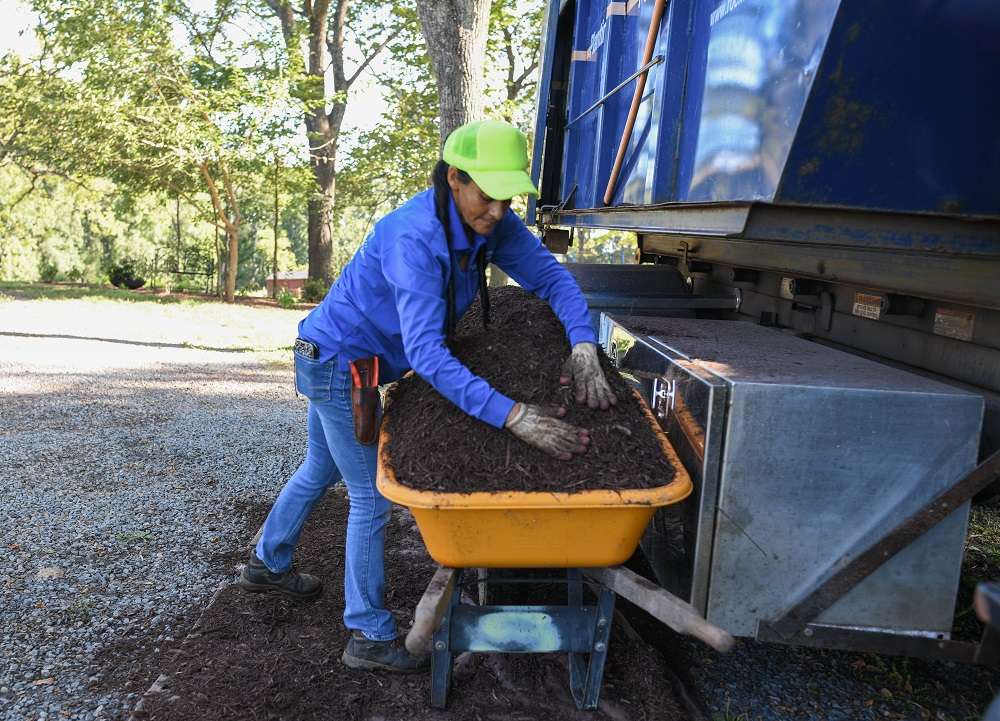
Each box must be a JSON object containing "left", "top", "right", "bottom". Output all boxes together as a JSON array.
[
  {"left": 58, "top": 598, "right": 95, "bottom": 626},
  {"left": 955, "top": 501, "right": 1000, "bottom": 638},
  {"left": 843, "top": 500, "right": 1000, "bottom": 721},
  {"left": 850, "top": 654, "right": 988, "bottom": 721},
  {"left": 115, "top": 530, "right": 153, "bottom": 544},
  {"left": 0, "top": 280, "right": 308, "bottom": 363},
  {"left": 0, "top": 280, "right": 195, "bottom": 304}
]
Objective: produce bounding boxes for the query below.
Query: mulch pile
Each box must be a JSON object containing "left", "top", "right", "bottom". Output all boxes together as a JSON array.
[
  {"left": 384, "top": 287, "right": 677, "bottom": 493},
  {"left": 133, "top": 489, "right": 688, "bottom": 721}
]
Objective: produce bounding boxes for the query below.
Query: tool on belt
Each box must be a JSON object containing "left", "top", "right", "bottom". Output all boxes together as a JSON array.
[{"left": 350, "top": 357, "right": 380, "bottom": 445}]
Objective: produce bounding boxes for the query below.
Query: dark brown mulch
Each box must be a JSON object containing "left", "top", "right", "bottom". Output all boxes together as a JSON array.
[
  {"left": 90, "top": 503, "right": 270, "bottom": 717},
  {"left": 135, "top": 488, "right": 687, "bottom": 721},
  {"left": 384, "top": 287, "right": 676, "bottom": 493}
]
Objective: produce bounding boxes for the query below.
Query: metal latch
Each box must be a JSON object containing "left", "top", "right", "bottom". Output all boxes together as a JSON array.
[{"left": 651, "top": 377, "right": 676, "bottom": 419}]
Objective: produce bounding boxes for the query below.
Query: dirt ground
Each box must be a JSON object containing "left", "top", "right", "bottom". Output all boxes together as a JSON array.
[{"left": 129, "top": 490, "right": 689, "bottom": 721}]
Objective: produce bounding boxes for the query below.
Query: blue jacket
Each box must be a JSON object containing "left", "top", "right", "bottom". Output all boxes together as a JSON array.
[{"left": 298, "top": 189, "right": 597, "bottom": 429}]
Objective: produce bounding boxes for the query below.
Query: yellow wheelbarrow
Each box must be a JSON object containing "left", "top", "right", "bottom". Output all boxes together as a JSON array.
[
  {"left": 376, "top": 389, "right": 694, "bottom": 568},
  {"left": 377, "top": 390, "right": 731, "bottom": 709}
]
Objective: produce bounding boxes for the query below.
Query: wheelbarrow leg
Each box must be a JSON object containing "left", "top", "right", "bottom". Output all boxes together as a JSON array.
[
  {"left": 430, "top": 569, "right": 462, "bottom": 709},
  {"left": 567, "top": 569, "right": 615, "bottom": 710}
]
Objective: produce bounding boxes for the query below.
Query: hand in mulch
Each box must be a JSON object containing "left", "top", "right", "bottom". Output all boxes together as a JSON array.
[
  {"left": 505, "top": 402, "right": 590, "bottom": 460},
  {"left": 560, "top": 342, "right": 618, "bottom": 410},
  {"left": 385, "top": 287, "right": 678, "bottom": 493}
]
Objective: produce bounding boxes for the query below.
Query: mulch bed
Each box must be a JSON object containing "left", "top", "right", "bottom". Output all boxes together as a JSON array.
[
  {"left": 384, "top": 287, "right": 676, "bottom": 493},
  {"left": 133, "top": 488, "right": 687, "bottom": 721}
]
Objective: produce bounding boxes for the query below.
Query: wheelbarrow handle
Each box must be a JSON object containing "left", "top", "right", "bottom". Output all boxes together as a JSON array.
[
  {"left": 405, "top": 566, "right": 460, "bottom": 655},
  {"left": 585, "top": 566, "right": 735, "bottom": 653}
]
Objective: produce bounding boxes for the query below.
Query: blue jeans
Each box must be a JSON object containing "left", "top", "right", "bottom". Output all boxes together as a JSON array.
[{"left": 256, "top": 353, "right": 395, "bottom": 641}]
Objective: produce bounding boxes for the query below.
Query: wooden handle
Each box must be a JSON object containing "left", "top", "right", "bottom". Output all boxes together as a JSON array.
[
  {"left": 405, "top": 566, "right": 459, "bottom": 655},
  {"left": 585, "top": 566, "right": 735, "bottom": 653}
]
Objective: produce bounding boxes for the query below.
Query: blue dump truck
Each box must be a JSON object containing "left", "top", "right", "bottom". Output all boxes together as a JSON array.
[{"left": 528, "top": 0, "right": 1000, "bottom": 662}]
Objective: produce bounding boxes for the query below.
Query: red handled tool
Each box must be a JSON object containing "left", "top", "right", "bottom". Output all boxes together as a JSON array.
[{"left": 350, "top": 357, "right": 380, "bottom": 445}]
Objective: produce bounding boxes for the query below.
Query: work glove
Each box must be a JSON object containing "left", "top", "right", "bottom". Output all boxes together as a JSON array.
[
  {"left": 505, "top": 403, "right": 590, "bottom": 461},
  {"left": 560, "top": 342, "right": 618, "bottom": 410}
]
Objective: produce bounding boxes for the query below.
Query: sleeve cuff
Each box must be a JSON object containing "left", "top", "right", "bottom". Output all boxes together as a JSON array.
[
  {"left": 568, "top": 325, "right": 598, "bottom": 347},
  {"left": 480, "top": 393, "right": 517, "bottom": 429}
]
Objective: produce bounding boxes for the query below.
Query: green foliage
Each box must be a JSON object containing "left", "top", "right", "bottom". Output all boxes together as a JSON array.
[
  {"left": 2, "top": 0, "right": 548, "bottom": 288},
  {"left": 565, "top": 229, "right": 638, "bottom": 265},
  {"left": 38, "top": 259, "right": 59, "bottom": 283},
  {"left": 116, "top": 530, "right": 153, "bottom": 544},
  {"left": 339, "top": 0, "right": 544, "bottom": 227},
  {"left": 487, "top": 0, "right": 545, "bottom": 127},
  {"left": 339, "top": 86, "right": 439, "bottom": 221},
  {"left": 276, "top": 288, "right": 296, "bottom": 309},
  {"left": 301, "top": 277, "right": 330, "bottom": 303},
  {"left": 282, "top": 204, "right": 309, "bottom": 266},
  {"left": 4, "top": 0, "right": 303, "bottom": 300}
]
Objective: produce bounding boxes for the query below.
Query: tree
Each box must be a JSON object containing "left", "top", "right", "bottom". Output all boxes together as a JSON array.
[
  {"left": 414, "top": 0, "right": 493, "bottom": 144},
  {"left": 19, "top": 0, "right": 299, "bottom": 302},
  {"left": 2, "top": 0, "right": 548, "bottom": 289},
  {"left": 265, "top": 0, "right": 402, "bottom": 284},
  {"left": 338, "top": 0, "right": 544, "bottom": 234},
  {"left": 337, "top": 5, "right": 437, "bottom": 229},
  {"left": 487, "top": 0, "right": 544, "bottom": 126},
  {"left": 484, "top": 0, "right": 543, "bottom": 286}
]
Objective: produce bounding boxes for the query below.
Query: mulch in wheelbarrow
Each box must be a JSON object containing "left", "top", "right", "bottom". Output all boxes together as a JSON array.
[
  {"left": 134, "top": 488, "right": 688, "bottom": 721},
  {"left": 384, "top": 287, "right": 676, "bottom": 493}
]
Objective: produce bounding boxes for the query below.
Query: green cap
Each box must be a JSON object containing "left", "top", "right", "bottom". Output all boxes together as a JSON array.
[{"left": 442, "top": 119, "right": 539, "bottom": 200}]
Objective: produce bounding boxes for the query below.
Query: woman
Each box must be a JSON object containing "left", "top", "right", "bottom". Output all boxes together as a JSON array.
[{"left": 239, "top": 119, "right": 617, "bottom": 672}]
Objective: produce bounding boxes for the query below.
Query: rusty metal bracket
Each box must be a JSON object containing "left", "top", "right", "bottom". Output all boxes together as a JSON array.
[
  {"left": 755, "top": 622, "right": 982, "bottom": 663},
  {"left": 760, "top": 448, "right": 1000, "bottom": 642}
]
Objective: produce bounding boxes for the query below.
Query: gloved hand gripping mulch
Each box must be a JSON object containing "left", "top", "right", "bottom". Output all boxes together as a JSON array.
[{"left": 383, "top": 287, "right": 676, "bottom": 493}]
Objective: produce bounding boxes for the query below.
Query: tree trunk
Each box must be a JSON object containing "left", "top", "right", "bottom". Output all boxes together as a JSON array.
[
  {"left": 268, "top": 0, "right": 398, "bottom": 283},
  {"left": 270, "top": 0, "right": 343, "bottom": 285},
  {"left": 272, "top": 155, "right": 279, "bottom": 298},
  {"left": 306, "top": 193, "right": 333, "bottom": 284},
  {"left": 305, "top": 106, "right": 341, "bottom": 285},
  {"left": 199, "top": 160, "right": 241, "bottom": 304},
  {"left": 415, "top": 0, "right": 492, "bottom": 145},
  {"left": 225, "top": 222, "right": 239, "bottom": 303},
  {"left": 214, "top": 223, "right": 221, "bottom": 297}
]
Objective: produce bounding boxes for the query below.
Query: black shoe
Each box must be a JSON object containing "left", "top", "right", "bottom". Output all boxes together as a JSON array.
[
  {"left": 341, "top": 631, "right": 430, "bottom": 673},
  {"left": 238, "top": 552, "right": 322, "bottom": 600}
]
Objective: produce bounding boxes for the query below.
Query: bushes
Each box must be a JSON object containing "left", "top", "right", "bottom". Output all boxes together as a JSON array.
[
  {"left": 276, "top": 288, "right": 296, "bottom": 309},
  {"left": 301, "top": 277, "right": 329, "bottom": 303},
  {"left": 108, "top": 259, "right": 146, "bottom": 289},
  {"left": 39, "top": 260, "right": 59, "bottom": 283}
]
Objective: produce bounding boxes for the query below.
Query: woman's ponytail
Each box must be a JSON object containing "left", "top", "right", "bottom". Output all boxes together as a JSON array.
[{"left": 431, "top": 160, "right": 490, "bottom": 336}]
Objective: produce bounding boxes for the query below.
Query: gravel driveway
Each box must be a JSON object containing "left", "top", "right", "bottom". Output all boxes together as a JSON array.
[{"left": 0, "top": 303, "right": 305, "bottom": 721}]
